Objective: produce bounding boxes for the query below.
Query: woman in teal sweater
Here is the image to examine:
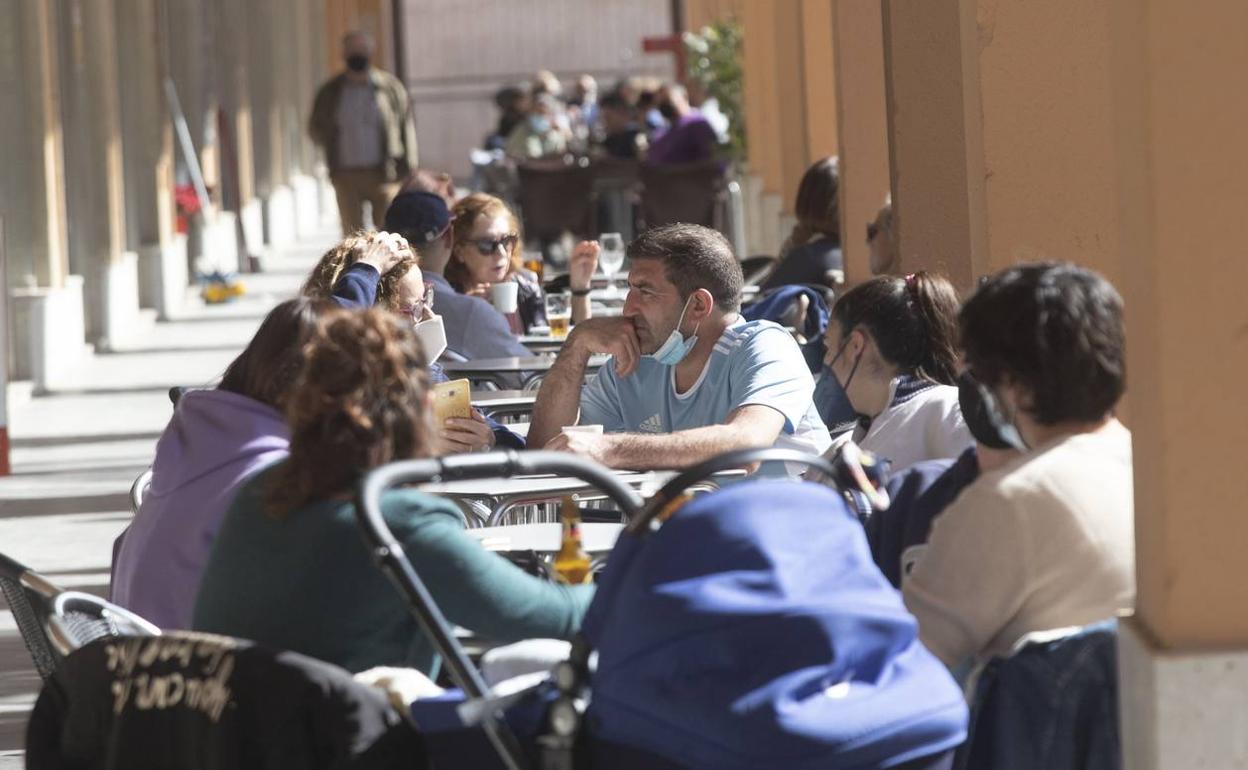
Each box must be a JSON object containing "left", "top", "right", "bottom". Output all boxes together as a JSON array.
[{"left": 193, "top": 308, "right": 594, "bottom": 675}]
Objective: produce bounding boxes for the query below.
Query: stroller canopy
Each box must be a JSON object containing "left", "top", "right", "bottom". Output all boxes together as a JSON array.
[{"left": 582, "top": 479, "right": 967, "bottom": 769}]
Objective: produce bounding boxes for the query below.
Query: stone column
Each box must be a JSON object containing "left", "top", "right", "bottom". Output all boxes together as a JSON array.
[
  {"left": 210, "top": 0, "right": 254, "bottom": 270},
  {"left": 246, "top": 0, "right": 298, "bottom": 250},
  {"left": 0, "top": 0, "right": 87, "bottom": 388},
  {"left": 0, "top": 0, "right": 69, "bottom": 291},
  {"left": 1110, "top": 0, "right": 1248, "bottom": 766},
  {"left": 115, "top": 0, "right": 185, "bottom": 319},
  {"left": 58, "top": 0, "right": 140, "bottom": 350},
  {"left": 880, "top": 0, "right": 986, "bottom": 287},
  {"left": 830, "top": 0, "right": 890, "bottom": 284}
]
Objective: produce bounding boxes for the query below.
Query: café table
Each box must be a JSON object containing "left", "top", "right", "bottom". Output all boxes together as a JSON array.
[
  {"left": 421, "top": 469, "right": 671, "bottom": 528},
  {"left": 441, "top": 354, "right": 609, "bottom": 390},
  {"left": 470, "top": 390, "right": 537, "bottom": 423},
  {"left": 517, "top": 334, "right": 565, "bottom": 354},
  {"left": 467, "top": 522, "right": 622, "bottom": 554}
]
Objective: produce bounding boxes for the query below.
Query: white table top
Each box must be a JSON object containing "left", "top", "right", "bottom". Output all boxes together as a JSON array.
[
  {"left": 467, "top": 522, "right": 622, "bottom": 553},
  {"left": 440, "top": 354, "right": 609, "bottom": 374}
]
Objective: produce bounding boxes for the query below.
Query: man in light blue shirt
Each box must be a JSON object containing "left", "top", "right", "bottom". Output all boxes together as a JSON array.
[{"left": 529, "top": 224, "right": 830, "bottom": 471}]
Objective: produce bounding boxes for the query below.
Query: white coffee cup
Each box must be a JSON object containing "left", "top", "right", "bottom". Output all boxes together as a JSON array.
[
  {"left": 562, "top": 424, "right": 604, "bottom": 436},
  {"left": 491, "top": 281, "right": 519, "bottom": 313}
]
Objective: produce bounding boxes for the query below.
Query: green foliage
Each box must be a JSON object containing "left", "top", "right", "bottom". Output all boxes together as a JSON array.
[{"left": 684, "top": 18, "right": 745, "bottom": 162}]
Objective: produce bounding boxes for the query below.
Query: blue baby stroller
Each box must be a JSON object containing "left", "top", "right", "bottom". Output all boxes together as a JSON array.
[{"left": 355, "top": 449, "right": 967, "bottom": 769}]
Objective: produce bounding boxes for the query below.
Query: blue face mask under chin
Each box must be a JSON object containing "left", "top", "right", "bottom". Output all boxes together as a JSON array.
[{"left": 647, "top": 296, "right": 701, "bottom": 366}]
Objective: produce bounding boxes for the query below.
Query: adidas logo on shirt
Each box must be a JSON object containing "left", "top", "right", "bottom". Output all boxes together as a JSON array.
[{"left": 639, "top": 414, "right": 664, "bottom": 434}]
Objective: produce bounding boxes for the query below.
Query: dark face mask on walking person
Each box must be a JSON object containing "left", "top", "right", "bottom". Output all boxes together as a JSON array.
[
  {"left": 657, "top": 102, "right": 679, "bottom": 122},
  {"left": 346, "top": 55, "right": 370, "bottom": 73},
  {"left": 957, "top": 371, "right": 1026, "bottom": 451}
]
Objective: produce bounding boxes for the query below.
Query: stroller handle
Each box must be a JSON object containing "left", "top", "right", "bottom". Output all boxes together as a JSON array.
[
  {"left": 628, "top": 448, "right": 837, "bottom": 535},
  {"left": 354, "top": 450, "right": 644, "bottom": 770}
]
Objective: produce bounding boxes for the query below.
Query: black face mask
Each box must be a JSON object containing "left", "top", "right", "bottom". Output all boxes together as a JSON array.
[
  {"left": 346, "top": 55, "right": 370, "bottom": 73},
  {"left": 657, "top": 102, "right": 678, "bottom": 121},
  {"left": 957, "top": 371, "right": 1016, "bottom": 451}
]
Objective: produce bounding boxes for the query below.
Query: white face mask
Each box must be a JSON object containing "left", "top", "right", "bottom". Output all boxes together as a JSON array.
[{"left": 413, "top": 314, "right": 447, "bottom": 362}]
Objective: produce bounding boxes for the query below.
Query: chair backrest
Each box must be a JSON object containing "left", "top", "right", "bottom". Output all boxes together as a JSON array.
[
  {"left": 0, "top": 552, "right": 59, "bottom": 681},
  {"left": 739, "top": 254, "right": 779, "bottom": 287},
  {"left": 129, "top": 468, "right": 153, "bottom": 514},
  {"left": 639, "top": 161, "right": 726, "bottom": 231},
  {"left": 0, "top": 551, "right": 160, "bottom": 682},
  {"left": 26, "top": 632, "right": 424, "bottom": 770},
  {"left": 46, "top": 591, "right": 162, "bottom": 657},
  {"left": 956, "top": 620, "right": 1120, "bottom": 770},
  {"left": 517, "top": 159, "right": 598, "bottom": 243}
]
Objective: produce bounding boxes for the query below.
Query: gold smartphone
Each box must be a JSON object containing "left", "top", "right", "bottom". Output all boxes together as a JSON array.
[{"left": 431, "top": 379, "right": 473, "bottom": 426}]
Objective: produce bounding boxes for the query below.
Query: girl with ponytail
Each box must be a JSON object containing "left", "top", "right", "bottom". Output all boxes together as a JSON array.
[{"left": 820, "top": 271, "right": 972, "bottom": 471}]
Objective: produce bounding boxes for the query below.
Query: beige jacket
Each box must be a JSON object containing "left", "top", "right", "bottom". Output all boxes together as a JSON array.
[{"left": 309, "top": 68, "right": 418, "bottom": 180}]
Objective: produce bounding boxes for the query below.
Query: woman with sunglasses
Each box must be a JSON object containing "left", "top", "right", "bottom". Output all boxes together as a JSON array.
[{"left": 448, "top": 193, "right": 596, "bottom": 334}]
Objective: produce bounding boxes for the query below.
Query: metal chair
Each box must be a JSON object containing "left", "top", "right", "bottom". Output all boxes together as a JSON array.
[
  {"left": 740, "top": 254, "right": 779, "bottom": 287},
  {"left": 517, "top": 158, "right": 599, "bottom": 256},
  {"left": 638, "top": 160, "right": 727, "bottom": 232},
  {"left": 0, "top": 551, "right": 160, "bottom": 682},
  {"left": 129, "top": 468, "right": 153, "bottom": 514}
]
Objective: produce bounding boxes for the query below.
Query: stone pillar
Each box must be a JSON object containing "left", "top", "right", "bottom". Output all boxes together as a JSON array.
[
  {"left": 0, "top": 0, "right": 70, "bottom": 291},
  {"left": 880, "top": 0, "right": 986, "bottom": 287},
  {"left": 0, "top": 0, "right": 88, "bottom": 388},
  {"left": 210, "top": 0, "right": 254, "bottom": 271},
  {"left": 247, "top": 0, "right": 298, "bottom": 250},
  {"left": 115, "top": 0, "right": 186, "bottom": 319},
  {"left": 830, "top": 0, "right": 890, "bottom": 284},
  {"left": 290, "top": 0, "right": 327, "bottom": 235},
  {"left": 58, "top": 0, "right": 140, "bottom": 350},
  {"left": 800, "top": 0, "right": 838, "bottom": 167},
  {"left": 1110, "top": 0, "right": 1248, "bottom": 766}
]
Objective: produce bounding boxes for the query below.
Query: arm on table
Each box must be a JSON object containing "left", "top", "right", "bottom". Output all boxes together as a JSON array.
[
  {"left": 528, "top": 317, "right": 639, "bottom": 448},
  {"left": 404, "top": 508, "right": 595, "bottom": 642},
  {"left": 546, "top": 404, "right": 786, "bottom": 471}
]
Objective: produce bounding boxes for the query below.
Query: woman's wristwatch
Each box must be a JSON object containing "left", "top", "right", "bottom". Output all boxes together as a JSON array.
[{"left": 570, "top": 287, "right": 592, "bottom": 297}]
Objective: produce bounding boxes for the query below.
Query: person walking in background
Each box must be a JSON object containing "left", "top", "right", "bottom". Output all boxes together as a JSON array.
[{"left": 309, "top": 30, "right": 418, "bottom": 234}]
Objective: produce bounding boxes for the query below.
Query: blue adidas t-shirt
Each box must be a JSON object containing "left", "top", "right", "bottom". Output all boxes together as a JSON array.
[{"left": 579, "top": 319, "right": 831, "bottom": 460}]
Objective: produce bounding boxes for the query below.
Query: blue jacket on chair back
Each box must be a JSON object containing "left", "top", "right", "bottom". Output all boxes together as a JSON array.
[{"left": 956, "top": 620, "right": 1120, "bottom": 770}]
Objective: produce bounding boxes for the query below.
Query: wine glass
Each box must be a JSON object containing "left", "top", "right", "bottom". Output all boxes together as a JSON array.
[{"left": 599, "top": 232, "right": 625, "bottom": 296}]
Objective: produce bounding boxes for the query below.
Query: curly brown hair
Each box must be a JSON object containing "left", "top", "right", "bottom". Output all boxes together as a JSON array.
[
  {"left": 265, "top": 309, "right": 434, "bottom": 517},
  {"left": 301, "top": 232, "right": 418, "bottom": 312}
]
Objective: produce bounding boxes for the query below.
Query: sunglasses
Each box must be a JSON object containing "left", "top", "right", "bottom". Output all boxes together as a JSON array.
[
  {"left": 468, "top": 234, "right": 519, "bottom": 255},
  {"left": 398, "top": 282, "right": 435, "bottom": 322}
]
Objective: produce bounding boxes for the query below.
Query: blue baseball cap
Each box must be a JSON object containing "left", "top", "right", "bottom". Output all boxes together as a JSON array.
[{"left": 384, "top": 191, "right": 452, "bottom": 245}]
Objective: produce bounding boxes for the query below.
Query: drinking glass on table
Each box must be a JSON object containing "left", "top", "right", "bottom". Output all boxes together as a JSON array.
[
  {"left": 545, "top": 291, "right": 572, "bottom": 340},
  {"left": 599, "top": 232, "right": 625, "bottom": 297}
]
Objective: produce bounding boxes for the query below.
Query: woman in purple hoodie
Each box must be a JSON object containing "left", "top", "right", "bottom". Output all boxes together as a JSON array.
[{"left": 111, "top": 297, "right": 335, "bottom": 629}]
